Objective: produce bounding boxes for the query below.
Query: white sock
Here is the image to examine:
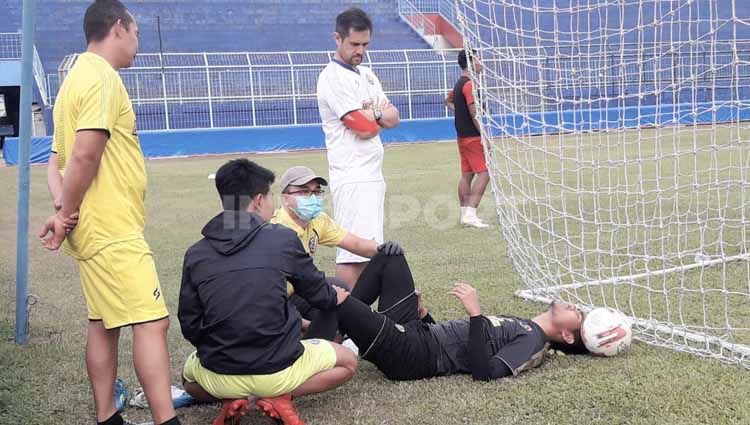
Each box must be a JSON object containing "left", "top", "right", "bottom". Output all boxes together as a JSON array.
[
  {"left": 342, "top": 338, "right": 359, "bottom": 357},
  {"left": 465, "top": 207, "right": 478, "bottom": 219},
  {"left": 460, "top": 206, "right": 467, "bottom": 219}
]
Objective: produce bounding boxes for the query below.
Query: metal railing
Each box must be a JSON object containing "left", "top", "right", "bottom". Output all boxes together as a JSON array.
[
  {"left": 45, "top": 40, "right": 750, "bottom": 131},
  {"left": 51, "top": 49, "right": 464, "bottom": 131},
  {"left": 1, "top": 32, "right": 51, "bottom": 106},
  {"left": 398, "top": 0, "right": 458, "bottom": 30},
  {"left": 0, "top": 32, "right": 22, "bottom": 60},
  {"left": 438, "top": 0, "right": 459, "bottom": 29},
  {"left": 398, "top": 0, "right": 438, "bottom": 41}
]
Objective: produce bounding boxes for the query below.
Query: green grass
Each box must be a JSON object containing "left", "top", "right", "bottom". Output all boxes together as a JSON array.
[{"left": 1, "top": 142, "right": 749, "bottom": 424}]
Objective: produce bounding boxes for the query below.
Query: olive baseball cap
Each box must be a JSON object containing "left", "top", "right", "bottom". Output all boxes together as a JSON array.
[{"left": 279, "top": 166, "right": 328, "bottom": 193}]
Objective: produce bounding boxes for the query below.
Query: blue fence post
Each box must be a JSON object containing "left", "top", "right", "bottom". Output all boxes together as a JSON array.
[{"left": 16, "top": 0, "right": 37, "bottom": 345}]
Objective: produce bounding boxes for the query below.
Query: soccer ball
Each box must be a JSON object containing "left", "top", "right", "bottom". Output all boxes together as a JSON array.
[{"left": 581, "top": 307, "right": 633, "bottom": 357}]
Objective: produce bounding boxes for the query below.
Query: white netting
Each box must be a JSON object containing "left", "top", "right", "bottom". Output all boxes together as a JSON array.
[{"left": 456, "top": 0, "right": 750, "bottom": 367}]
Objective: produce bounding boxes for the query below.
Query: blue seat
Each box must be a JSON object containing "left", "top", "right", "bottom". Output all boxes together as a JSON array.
[{"left": 9, "top": 0, "right": 429, "bottom": 76}]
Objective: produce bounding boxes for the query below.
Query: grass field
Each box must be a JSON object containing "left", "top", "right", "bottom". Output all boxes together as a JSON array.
[{"left": 1, "top": 142, "right": 749, "bottom": 425}]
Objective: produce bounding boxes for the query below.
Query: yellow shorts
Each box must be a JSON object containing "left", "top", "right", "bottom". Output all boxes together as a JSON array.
[
  {"left": 182, "top": 339, "right": 337, "bottom": 399},
  {"left": 77, "top": 239, "right": 169, "bottom": 329}
]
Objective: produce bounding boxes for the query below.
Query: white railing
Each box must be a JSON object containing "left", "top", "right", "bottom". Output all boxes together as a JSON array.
[
  {"left": 32, "top": 46, "right": 49, "bottom": 106},
  {"left": 438, "top": 0, "right": 459, "bottom": 29},
  {"left": 51, "top": 49, "right": 464, "bottom": 131},
  {"left": 398, "top": 0, "right": 438, "bottom": 42},
  {"left": 0, "top": 32, "right": 22, "bottom": 60},
  {"left": 46, "top": 40, "right": 750, "bottom": 131},
  {"left": 398, "top": 0, "right": 460, "bottom": 36},
  {"left": 1, "top": 32, "right": 52, "bottom": 106}
]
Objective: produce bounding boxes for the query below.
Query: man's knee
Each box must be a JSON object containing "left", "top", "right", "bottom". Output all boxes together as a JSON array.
[
  {"left": 133, "top": 317, "right": 170, "bottom": 334},
  {"left": 332, "top": 343, "right": 358, "bottom": 377},
  {"left": 180, "top": 364, "right": 218, "bottom": 403},
  {"left": 371, "top": 250, "right": 407, "bottom": 266},
  {"left": 183, "top": 380, "right": 217, "bottom": 403},
  {"left": 326, "top": 276, "right": 352, "bottom": 292}
]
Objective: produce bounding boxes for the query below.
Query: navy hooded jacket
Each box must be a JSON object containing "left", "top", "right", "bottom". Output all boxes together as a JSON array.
[{"left": 178, "top": 211, "right": 338, "bottom": 375}]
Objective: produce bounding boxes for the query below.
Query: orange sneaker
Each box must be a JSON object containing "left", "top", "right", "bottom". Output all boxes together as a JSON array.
[
  {"left": 212, "top": 399, "right": 251, "bottom": 425},
  {"left": 255, "top": 393, "right": 305, "bottom": 425}
]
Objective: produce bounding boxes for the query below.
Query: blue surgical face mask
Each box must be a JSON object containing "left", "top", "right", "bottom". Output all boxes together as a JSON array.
[{"left": 293, "top": 195, "right": 323, "bottom": 221}]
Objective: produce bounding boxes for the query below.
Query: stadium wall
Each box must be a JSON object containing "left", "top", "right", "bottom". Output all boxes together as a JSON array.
[
  {"left": 5, "top": 101, "right": 750, "bottom": 166},
  {"left": 2, "top": 118, "right": 455, "bottom": 165},
  {"left": 423, "top": 14, "right": 463, "bottom": 48},
  {"left": 0, "top": 61, "right": 21, "bottom": 86}
]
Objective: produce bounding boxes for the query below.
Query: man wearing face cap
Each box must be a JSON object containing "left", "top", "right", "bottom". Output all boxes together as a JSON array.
[{"left": 271, "top": 166, "right": 403, "bottom": 337}]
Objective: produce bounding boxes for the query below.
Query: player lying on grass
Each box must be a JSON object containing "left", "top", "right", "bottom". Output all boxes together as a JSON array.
[
  {"left": 316, "top": 252, "right": 590, "bottom": 381},
  {"left": 177, "top": 159, "right": 358, "bottom": 425}
]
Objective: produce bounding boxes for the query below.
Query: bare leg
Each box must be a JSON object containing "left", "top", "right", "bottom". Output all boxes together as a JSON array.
[
  {"left": 468, "top": 171, "right": 490, "bottom": 208},
  {"left": 291, "top": 343, "right": 357, "bottom": 397},
  {"left": 336, "top": 262, "right": 368, "bottom": 288},
  {"left": 86, "top": 321, "right": 120, "bottom": 422},
  {"left": 182, "top": 375, "right": 218, "bottom": 403},
  {"left": 179, "top": 343, "right": 357, "bottom": 401},
  {"left": 458, "top": 172, "right": 474, "bottom": 207},
  {"left": 132, "top": 318, "right": 177, "bottom": 424}
]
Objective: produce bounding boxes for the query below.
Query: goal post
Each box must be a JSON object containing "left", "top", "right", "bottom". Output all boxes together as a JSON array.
[{"left": 454, "top": 0, "right": 750, "bottom": 367}]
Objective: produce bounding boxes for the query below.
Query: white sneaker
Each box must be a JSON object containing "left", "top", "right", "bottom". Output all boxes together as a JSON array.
[
  {"left": 460, "top": 207, "right": 490, "bottom": 228},
  {"left": 342, "top": 338, "right": 360, "bottom": 357},
  {"left": 461, "top": 216, "right": 490, "bottom": 228},
  {"left": 129, "top": 385, "right": 194, "bottom": 409},
  {"left": 475, "top": 216, "right": 491, "bottom": 227}
]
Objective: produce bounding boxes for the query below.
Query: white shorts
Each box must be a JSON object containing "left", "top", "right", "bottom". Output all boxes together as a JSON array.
[{"left": 332, "top": 181, "right": 385, "bottom": 264}]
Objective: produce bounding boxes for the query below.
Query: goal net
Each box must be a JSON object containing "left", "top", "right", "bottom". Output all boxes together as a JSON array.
[{"left": 454, "top": 0, "right": 750, "bottom": 367}]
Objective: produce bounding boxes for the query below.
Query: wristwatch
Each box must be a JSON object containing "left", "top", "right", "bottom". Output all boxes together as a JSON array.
[{"left": 374, "top": 109, "right": 383, "bottom": 122}]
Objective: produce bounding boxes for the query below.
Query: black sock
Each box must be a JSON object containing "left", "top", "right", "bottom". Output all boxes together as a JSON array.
[
  {"left": 160, "top": 417, "right": 181, "bottom": 425},
  {"left": 97, "top": 412, "right": 123, "bottom": 425}
]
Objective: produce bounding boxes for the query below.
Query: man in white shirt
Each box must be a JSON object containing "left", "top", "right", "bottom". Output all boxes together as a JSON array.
[{"left": 316, "top": 7, "right": 400, "bottom": 287}]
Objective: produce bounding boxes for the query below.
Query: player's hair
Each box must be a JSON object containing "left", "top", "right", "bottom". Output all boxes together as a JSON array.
[
  {"left": 83, "top": 0, "right": 134, "bottom": 44},
  {"left": 215, "top": 159, "right": 275, "bottom": 211},
  {"left": 458, "top": 49, "right": 478, "bottom": 70},
  {"left": 335, "top": 7, "right": 373, "bottom": 39},
  {"left": 549, "top": 329, "right": 589, "bottom": 355}
]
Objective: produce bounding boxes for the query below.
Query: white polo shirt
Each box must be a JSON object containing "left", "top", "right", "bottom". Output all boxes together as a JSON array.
[{"left": 316, "top": 60, "right": 388, "bottom": 190}]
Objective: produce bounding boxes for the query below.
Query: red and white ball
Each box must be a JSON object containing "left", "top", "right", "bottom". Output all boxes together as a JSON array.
[{"left": 581, "top": 307, "right": 633, "bottom": 357}]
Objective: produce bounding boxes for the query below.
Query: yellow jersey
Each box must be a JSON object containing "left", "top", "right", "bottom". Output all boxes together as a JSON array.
[
  {"left": 52, "top": 52, "right": 147, "bottom": 260},
  {"left": 271, "top": 207, "right": 348, "bottom": 255},
  {"left": 270, "top": 207, "right": 348, "bottom": 295}
]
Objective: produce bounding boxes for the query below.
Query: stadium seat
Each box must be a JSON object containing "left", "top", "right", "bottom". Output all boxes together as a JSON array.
[{"left": 2, "top": 1, "right": 429, "bottom": 73}]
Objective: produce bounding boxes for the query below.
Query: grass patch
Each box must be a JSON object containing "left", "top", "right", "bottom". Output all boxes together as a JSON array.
[{"left": 1, "top": 142, "right": 748, "bottom": 424}]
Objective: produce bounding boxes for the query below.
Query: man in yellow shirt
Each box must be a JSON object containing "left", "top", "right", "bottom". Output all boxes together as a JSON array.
[
  {"left": 270, "top": 166, "right": 403, "bottom": 336},
  {"left": 40, "top": 2, "right": 179, "bottom": 425},
  {"left": 271, "top": 166, "right": 404, "bottom": 271}
]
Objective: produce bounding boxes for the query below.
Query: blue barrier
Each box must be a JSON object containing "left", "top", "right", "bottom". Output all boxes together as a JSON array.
[
  {"left": 5, "top": 101, "right": 750, "bottom": 166},
  {"left": 3, "top": 136, "right": 53, "bottom": 165},
  {"left": 0, "top": 61, "right": 21, "bottom": 86},
  {"left": 2, "top": 118, "right": 455, "bottom": 165},
  {"left": 492, "top": 101, "right": 750, "bottom": 137}
]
